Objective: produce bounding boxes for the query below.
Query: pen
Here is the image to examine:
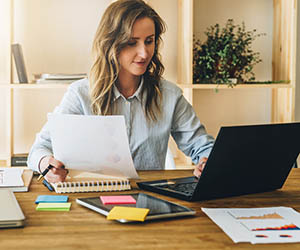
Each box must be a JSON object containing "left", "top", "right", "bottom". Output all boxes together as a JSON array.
[
  {"left": 42, "top": 179, "right": 54, "bottom": 192},
  {"left": 37, "top": 165, "right": 54, "bottom": 182}
]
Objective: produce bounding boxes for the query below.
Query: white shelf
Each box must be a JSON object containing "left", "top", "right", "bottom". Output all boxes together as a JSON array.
[
  {"left": 0, "top": 83, "right": 70, "bottom": 89},
  {"left": 178, "top": 83, "right": 292, "bottom": 89}
]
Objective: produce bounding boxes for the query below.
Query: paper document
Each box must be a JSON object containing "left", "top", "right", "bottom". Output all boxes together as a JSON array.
[
  {"left": 202, "top": 207, "right": 300, "bottom": 244},
  {"left": 0, "top": 168, "right": 24, "bottom": 187},
  {"left": 48, "top": 114, "right": 139, "bottom": 179}
]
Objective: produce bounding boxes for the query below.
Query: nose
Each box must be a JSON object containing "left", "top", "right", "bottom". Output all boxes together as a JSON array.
[{"left": 137, "top": 44, "right": 148, "bottom": 59}]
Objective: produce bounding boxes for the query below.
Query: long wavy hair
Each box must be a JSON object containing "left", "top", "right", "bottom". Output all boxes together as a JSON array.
[{"left": 89, "top": 0, "right": 166, "bottom": 121}]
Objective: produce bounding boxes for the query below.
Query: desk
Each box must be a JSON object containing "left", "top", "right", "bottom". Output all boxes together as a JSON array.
[{"left": 2, "top": 169, "right": 300, "bottom": 250}]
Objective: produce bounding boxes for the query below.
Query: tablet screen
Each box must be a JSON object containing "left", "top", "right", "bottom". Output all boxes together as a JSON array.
[{"left": 76, "top": 193, "right": 195, "bottom": 222}]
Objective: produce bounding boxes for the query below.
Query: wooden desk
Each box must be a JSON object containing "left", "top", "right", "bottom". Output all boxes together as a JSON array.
[{"left": 2, "top": 169, "right": 300, "bottom": 250}]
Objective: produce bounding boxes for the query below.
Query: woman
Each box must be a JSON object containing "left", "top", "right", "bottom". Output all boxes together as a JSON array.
[{"left": 27, "top": 0, "right": 214, "bottom": 183}]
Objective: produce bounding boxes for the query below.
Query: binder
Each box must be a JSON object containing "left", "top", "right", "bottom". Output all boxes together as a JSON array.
[{"left": 11, "top": 44, "right": 28, "bottom": 83}]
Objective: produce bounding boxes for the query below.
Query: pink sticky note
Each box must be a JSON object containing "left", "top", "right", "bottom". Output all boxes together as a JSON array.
[{"left": 100, "top": 195, "right": 136, "bottom": 205}]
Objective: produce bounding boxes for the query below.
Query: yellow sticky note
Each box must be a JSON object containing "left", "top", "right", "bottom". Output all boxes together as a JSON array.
[
  {"left": 36, "top": 202, "right": 71, "bottom": 211},
  {"left": 107, "top": 206, "right": 149, "bottom": 222}
]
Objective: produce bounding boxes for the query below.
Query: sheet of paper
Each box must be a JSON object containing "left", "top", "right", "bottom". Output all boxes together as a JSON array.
[
  {"left": 48, "top": 114, "right": 139, "bottom": 179},
  {"left": 202, "top": 207, "right": 300, "bottom": 244},
  {"left": 0, "top": 168, "right": 24, "bottom": 187},
  {"left": 36, "top": 202, "right": 71, "bottom": 211},
  {"left": 100, "top": 195, "right": 136, "bottom": 205},
  {"left": 107, "top": 206, "right": 149, "bottom": 222},
  {"left": 35, "top": 195, "right": 69, "bottom": 204}
]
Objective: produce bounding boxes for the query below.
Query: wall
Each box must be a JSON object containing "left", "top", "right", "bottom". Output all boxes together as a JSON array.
[
  {"left": 0, "top": 0, "right": 178, "bottom": 155},
  {"left": 5, "top": 0, "right": 112, "bottom": 154},
  {"left": 193, "top": 0, "right": 273, "bottom": 137},
  {"left": 0, "top": 0, "right": 280, "bottom": 157},
  {"left": 296, "top": 1, "right": 300, "bottom": 122}
]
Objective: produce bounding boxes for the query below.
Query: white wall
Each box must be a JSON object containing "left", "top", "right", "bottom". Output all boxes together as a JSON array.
[
  {"left": 0, "top": 0, "right": 11, "bottom": 83},
  {"left": 149, "top": 0, "right": 178, "bottom": 83}
]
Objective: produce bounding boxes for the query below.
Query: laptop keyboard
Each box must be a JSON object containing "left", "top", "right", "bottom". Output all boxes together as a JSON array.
[{"left": 166, "top": 182, "right": 197, "bottom": 196}]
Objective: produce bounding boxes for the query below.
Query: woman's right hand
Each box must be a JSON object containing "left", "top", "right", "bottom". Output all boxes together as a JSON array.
[{"left": 39, "top": 156, "right": 68, "bottom": 183}]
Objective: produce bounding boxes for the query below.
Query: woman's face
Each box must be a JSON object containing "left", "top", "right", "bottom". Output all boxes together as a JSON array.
[{"left": 118, "top": 17, "right": 155, "bottom": 79}]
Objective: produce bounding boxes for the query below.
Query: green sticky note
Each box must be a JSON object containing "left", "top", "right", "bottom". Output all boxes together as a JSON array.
[
  {"left": 107, "top": 206, "right": 149, "bottom": 222},
  {"left": 36, "top": 202, "right": 71, "bottom": 211}
]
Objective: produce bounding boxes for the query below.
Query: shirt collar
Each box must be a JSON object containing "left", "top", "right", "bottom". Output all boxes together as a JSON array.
[{"left": 113, "top": 77, "right": 144, "bottom": 103}]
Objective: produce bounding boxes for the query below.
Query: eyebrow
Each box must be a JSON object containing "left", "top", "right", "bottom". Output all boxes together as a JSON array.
[{"left": 130, "top": 34, "right": 155, "bottom": 40}]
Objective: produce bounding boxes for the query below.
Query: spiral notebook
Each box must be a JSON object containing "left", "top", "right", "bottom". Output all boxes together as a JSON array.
[{"left": 49, "top": 171, "right": 131, "bottom": 194}]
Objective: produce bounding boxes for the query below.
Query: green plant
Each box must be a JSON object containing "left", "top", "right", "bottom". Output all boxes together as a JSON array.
[{"left": 193, "top": 19, "right": 265, "bottom": 86}]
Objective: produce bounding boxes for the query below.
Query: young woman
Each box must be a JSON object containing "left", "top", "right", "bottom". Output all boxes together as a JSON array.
[{"left": 27, "top": 0, "right": 214, "bottom": 183}]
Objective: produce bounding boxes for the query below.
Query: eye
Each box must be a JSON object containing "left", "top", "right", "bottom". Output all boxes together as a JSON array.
[
  {"left": 145, "top": 38, "right": 154, "bottom": 45},
  {"left": 127, "top": 40, "right": 136, "bottom": 47}
]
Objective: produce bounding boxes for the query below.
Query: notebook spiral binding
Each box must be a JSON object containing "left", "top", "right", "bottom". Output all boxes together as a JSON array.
[{"left": 52, "top": 179, "right": 131, "bottom": 193}]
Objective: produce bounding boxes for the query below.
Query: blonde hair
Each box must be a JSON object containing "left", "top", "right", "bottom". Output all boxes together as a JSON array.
[{"left": 89, "top": 0, "right": 166, "bottom": 121}]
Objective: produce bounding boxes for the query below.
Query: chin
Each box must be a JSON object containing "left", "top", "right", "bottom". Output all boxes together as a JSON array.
[{"left": 132, "top": 69, "right": 147, "bottom": 76}]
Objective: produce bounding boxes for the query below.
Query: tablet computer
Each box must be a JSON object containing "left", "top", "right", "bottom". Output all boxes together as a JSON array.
[{"left": 76, "top": 193, "right": 195, "bottom": 223}]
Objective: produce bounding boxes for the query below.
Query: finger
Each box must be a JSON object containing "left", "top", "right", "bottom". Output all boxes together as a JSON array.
[
  {"left": 48, "top": 158, "right": 64, "bottom": 169},
  {"left": 51, "top": 167, "right": 68, "bottom": 175},
  {"left": 45, "top": 174, "right": 66, "bottom": 183},
  {"left": 199, "top": 158, "right": 208, "bottom": 169},
  {"left": 193, "top": 168, "right": 201, "bottom": 178},
  {"left": 199, "top": 157, "right": 208, "bottom": 165},
  {"left": 45, "top": 169, "right": 68, "bottom": 183},
  {"left": 193, "top": 164, "right": 203, "bottom": 178}
]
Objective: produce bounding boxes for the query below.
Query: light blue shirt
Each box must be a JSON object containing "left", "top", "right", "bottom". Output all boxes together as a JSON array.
[{"left": 27, "top": 78, "right": 214, "bottom": 172}]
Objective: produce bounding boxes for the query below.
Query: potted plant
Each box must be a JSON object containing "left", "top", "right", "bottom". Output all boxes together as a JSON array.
[{"left": 193, "top": 19, "right": 265, "bottom": 86}]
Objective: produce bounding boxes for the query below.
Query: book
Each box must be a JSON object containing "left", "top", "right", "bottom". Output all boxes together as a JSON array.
[
  {"left": 11, "top": 44, "right": 28, "bottom": 83},
  {"left": 34, "top": 73, "right": 87, "bottom": 84},
  {"left": 49, "top": 170, "right": 131, "bottom": 194},
  {"left": 35, "top": 79, "right": 77, "bottom": 84},
  {"left": 40, "top": 73, "right": 87, "bottom": 80},
  {"left": 11, "top": 154, "right": 28, "bottom": 167},
  {"left": 0, "top": 168, "right": 33, "bottom": 192}
]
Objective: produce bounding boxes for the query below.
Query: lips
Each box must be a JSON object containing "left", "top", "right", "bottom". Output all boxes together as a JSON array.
[{"left": 134, "top": 61, "right": 147, "bottom": 67}]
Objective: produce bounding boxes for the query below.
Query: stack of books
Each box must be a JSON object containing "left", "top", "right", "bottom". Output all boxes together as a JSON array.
[{"left": 34, "top": 73, "right": 87, "bottom": 84}]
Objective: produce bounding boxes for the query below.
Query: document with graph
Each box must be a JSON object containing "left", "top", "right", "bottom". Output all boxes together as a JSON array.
[{"left": 202, "top": 207, "right": 300, "bottom": 244}]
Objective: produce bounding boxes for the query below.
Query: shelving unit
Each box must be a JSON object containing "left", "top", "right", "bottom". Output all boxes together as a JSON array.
[
  {"left": 0, "top": 0, "right": 298, "bottom": 168},
  {"left": 175, "top": 0, "right": 297, "bottom": 165}
]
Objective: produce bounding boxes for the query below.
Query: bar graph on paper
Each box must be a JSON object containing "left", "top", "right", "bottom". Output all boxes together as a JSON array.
[
  {"left": 228, "top": 209, "right": 300, "bottom": 232},
  {"left": 202, "top": 207, "right": 300, "bottom": 243}
]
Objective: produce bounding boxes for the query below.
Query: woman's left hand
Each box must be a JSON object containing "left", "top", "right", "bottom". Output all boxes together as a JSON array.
[{"left": 193, "top": 157, "right": 208, "bottom": 178}]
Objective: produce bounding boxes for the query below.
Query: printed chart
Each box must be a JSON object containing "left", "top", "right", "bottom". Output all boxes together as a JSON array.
[{"left": 202, "top": 207, "right": 300, "bottom": 244}]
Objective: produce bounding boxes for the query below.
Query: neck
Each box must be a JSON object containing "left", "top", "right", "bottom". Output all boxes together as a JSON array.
[{"left": 117, "top": 73, "right": 141, "bottom": 98}]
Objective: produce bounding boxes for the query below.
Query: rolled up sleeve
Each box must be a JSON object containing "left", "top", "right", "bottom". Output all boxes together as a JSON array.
[{"left": 171, "top": 95, "right": 215, "bottom": 164}]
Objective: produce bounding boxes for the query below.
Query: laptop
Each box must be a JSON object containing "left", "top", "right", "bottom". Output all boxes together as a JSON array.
[
  {"left": 137, "top": 123, "right": 300, "bottom": 201},
  {"left": 0, "top": 189, "right": 25, "bottom": 228}
]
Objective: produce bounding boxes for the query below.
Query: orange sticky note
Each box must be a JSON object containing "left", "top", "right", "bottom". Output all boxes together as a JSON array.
[{"left": 107, "top": 206, "right": 149, "bottom": 222}]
